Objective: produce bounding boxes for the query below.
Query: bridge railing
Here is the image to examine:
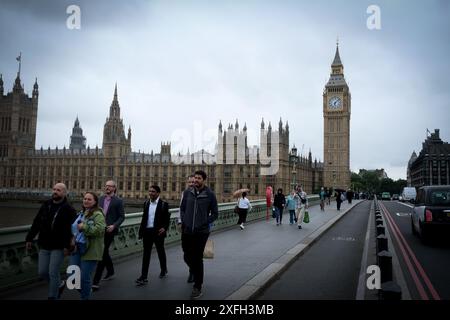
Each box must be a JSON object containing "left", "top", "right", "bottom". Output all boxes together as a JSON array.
[{"left": 0, "top": 195, "right": 319, "bottom": 292}]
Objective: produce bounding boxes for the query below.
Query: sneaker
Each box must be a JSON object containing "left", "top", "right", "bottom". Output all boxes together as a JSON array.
[
  {"left": 239, "top": 224, "right": 244, "bottom": 230},
  {"left": 187, "top": 273, "right": 194, "bottom": 283},
  {"left": 298, "top": 225, "right": 302, "bottom": 229},
  {"left": 135, "top": 277, "right": 148, "bottom": 286},
  {"left": 159, "top": 270, "right": 168, "bottom": 279},
  {"left": 57, "top": 280, "right": 65, "bottom": 298},
  {"left": 191, "top": 287, "right": 203, "bottom": 299},
  {"left": 276, "top": 223, "right": 279, "bottom": 226},
  {"left": 91, "top": 284, "right": 100, "bottom": 292},
  {"left": 102, "top": 273, "right": 115, "bottom": 281}
]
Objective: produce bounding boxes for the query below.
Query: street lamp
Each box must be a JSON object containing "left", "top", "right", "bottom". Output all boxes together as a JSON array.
[{"left": 291, "top": 158, "right": 297, "bottom": 191}]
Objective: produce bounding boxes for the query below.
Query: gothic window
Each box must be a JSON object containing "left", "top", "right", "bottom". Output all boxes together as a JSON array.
[
  {"left": 127, "top": 181, "right": 132, "bottom": 191},
  {"left": 163, "top": 182, "right": 167, "bottom": 192},
  {"left": 136, "top": 181, "right": 140, "bottom": 191},
  {"left": 172, "top": 182, "right": 176, "bottom": 192}
]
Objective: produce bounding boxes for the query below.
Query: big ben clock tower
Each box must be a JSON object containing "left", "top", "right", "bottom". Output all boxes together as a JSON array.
[{"left": 323, "top": 42, "right": 351, "bottom": 191}]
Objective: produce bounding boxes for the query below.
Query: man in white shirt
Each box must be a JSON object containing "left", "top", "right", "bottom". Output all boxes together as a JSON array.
[{"left": 135, "top": 185, "right": 170, "bottom": 286}]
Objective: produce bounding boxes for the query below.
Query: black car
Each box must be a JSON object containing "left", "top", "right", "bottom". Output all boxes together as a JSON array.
[{"left": 411, "top": 185, "right": 450, "bottom": 243}]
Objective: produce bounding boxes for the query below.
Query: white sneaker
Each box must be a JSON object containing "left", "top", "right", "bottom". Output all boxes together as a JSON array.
[{"left": 240, "top": 224, "right": 245, "bottom": 230}]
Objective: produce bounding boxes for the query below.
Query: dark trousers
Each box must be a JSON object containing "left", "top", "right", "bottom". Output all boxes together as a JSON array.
[
  {"left": 237, "top": 208, "right": 248, "bottom": 224},
  {"left": 140, "top": 228, "right": 167, "bottom": 279},
  {"left": 337, "top": 201, "right": 342, "bottom": 211},
  {"left": 181, "top": 232, "right": 209, "bottom": 290},
  {"left": 93, "top": 232, "right": 115, "bottom": 285}
]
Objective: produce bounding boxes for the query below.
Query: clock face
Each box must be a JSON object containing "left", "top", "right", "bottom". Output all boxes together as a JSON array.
[{"left": 328, "top": 96, "right": 342, "bottom": 110}]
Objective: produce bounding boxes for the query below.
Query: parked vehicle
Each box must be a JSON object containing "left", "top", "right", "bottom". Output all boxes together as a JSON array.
[
  {"left": 381, "top": 192, "right": 391, "bottom": 200},
  {"left": 411, "top": 185, "right": 450, "bottom": 243},
  {"left": 392, "top": 194, "right": 399, "bottom": 200},
  {"left": 401, "top": 187, "right": 417, "bottom": 202}
]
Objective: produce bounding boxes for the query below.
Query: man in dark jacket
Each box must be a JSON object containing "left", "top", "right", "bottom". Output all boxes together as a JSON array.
[
  {"left": 180, "top": 170, "right": 218, "bottom": 299},
  {"left": 135, "top": 185, "right": 170, "bottom": 286},
  {"left": 25, "top": 183, "right": 77, "bottom": 299},
  {"left": 92, "top": 180, "right": 125, "bottom": 290}
]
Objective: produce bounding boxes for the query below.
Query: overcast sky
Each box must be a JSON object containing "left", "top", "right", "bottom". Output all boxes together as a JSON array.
[{"left": 1, "top": 0, "right": 449, "bottom": 180}]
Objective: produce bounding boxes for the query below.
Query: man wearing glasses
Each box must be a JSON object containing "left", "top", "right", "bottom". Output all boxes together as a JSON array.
[{"left": 92, "top": 180, "right": 125, "bottom": 291}]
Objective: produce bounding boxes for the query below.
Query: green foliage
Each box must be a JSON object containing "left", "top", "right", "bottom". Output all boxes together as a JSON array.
[{"left": 351, "top": 171, "right": 406, "bottom": 195}]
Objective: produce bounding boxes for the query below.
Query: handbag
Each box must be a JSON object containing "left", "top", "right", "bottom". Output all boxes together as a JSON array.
[
  {"left": 303, "top": 210, "right": 310, "bottom": 223},
  {"left": 203, "top": 239, "right": 214, "bottom": 259},
  {"left": 234, "top": 199, "right": 240, "bottom": 214}
]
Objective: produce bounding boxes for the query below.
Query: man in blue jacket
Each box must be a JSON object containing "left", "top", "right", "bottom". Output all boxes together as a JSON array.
[{"left": 180, "top": 170, "right": 218, "bottom": 299}]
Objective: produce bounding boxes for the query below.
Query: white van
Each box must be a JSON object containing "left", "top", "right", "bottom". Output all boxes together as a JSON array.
[{"left": 401, "top": 187, "right": 417, "bottom": 202}]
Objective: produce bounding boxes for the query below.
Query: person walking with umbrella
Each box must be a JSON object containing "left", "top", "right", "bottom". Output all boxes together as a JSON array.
[{"left": 236, "top": 191, "right": 251, "bottom": 230}]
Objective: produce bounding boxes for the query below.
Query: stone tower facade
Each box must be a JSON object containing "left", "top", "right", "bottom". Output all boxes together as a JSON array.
[
  {"left": 69, "top": 117, "right": 86, "bottom": 150},
  {"left": 323, "top": 43, "right": 351, "bottom": 190},
  {"left": 102, "top": 84, "right": 131, "bottom": 157},
  {"left": 0, "top": 69, "right": 38, "bottom": 158}
]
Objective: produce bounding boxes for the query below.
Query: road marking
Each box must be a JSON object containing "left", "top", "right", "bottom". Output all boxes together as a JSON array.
[
  {"left": 397, "top": 202, "right": 414, "bottom": 209},
  {"left": 379, "top": 202, "right": 429, "bottom": 300},
  {"left": 380, "top": 202, "right": 441, "bottom": 300},
  {"left": 396, "top": 213, "right": 411, "bottom": 217},
  {"left": 356, "top": 202, "right": 374, "bottom": 300},
  {"left": 332, "top": 236, "right": 356, "bottom": 241}
]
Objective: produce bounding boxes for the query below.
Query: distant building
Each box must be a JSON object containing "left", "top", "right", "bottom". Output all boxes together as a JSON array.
[
  {"left": 408, "top": 129, "right": 450, "bottom": 187},
  {"left": 358, "top": 168, "right": 388, "bottom": 180},
  {"left": 0, "top": 71, "right": 324, "bottom": 202},
  {"left": 406, "top": 151, "right": 417, "bottom": 186}
]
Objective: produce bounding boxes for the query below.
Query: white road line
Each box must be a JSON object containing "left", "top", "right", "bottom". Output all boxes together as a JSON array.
[
  {"left": 397, "top": 202, "right": 414, "bottom": 209},
  {"left": 356, "top": 202, "right": 373, "bottom": 300}
]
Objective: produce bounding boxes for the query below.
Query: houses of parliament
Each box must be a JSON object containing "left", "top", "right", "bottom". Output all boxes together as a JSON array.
[{"left": 0, "top": 45, "right": 351, "bottom": 202}]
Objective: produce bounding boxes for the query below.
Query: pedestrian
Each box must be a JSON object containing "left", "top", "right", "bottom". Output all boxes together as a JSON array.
[
  {"left": 180, "top": 170, "right": 219, "bottom": 299},
  {"left": 237, "top": 191, "right": 252, "bottom": 230},
  {"left": 273, "top": 188, "right": 286, "bottom": 225},
  {"left": 286, "top": 191, "right": 297, "bottom": 225},
  {"left": 135, "top": 185, "right": 170, "bottom": 286},
  {"left": 69, "top": 192, "right": 106, "bottom": 300},
  {"left": 326, "top": 188, "right": 332, "bottom": 205},
  {"left": 177, "top": 175, "right": 196, "bottom": 283},
  {"left": 296, "top": 186, "right": 308, "bottom": 229},
  {"left": 319, "top": 187, "right": 326, "bottom": 211},
  {"left": 347, "top": 189, "right": 354, "bottom": 204},
  {"left": 92, "top": 180, "right": 125, "bottom": 291},
  {"left": 335, "top": 190, "right": 343, "bottom": 211},
  {"left": 25, "top": 183, "right": 77, "bottom": 300}
]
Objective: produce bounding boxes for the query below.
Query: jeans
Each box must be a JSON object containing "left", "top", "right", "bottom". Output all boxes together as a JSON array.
[
  {"left": 69, "top": 252, "right": 97, "bottom": 300},
  {"left": 38, "top": 249, "right": 65, "bottom": 299},
  {"left": 289, "top": 210, "right": 296, "bottom": 224},
  {"left": 274, "top": 207, "right": 283, "bottom": 224}
]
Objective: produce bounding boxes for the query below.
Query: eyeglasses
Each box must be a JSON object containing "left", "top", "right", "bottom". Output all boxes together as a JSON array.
[{"left": 105, "top": 185, "right": 115, "bottom": 188}]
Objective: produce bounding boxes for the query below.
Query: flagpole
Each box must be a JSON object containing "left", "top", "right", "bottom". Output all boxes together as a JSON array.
[{"left": 17, "top": 52, "right": 22, "bottom": 76}]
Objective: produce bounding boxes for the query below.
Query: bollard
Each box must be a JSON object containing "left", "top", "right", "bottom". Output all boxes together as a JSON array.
[
  {"left": 376, "top": 224, "right": 385, "bottom": 236},
  {"left": 377, "top": 250, "right": 393, "bottom": 283},
  {"left": 380, "top": 281, "right": 402, "bottom": 300},
  {"left": 376, "top": 234, "right": 388, "bottom": 252}
]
